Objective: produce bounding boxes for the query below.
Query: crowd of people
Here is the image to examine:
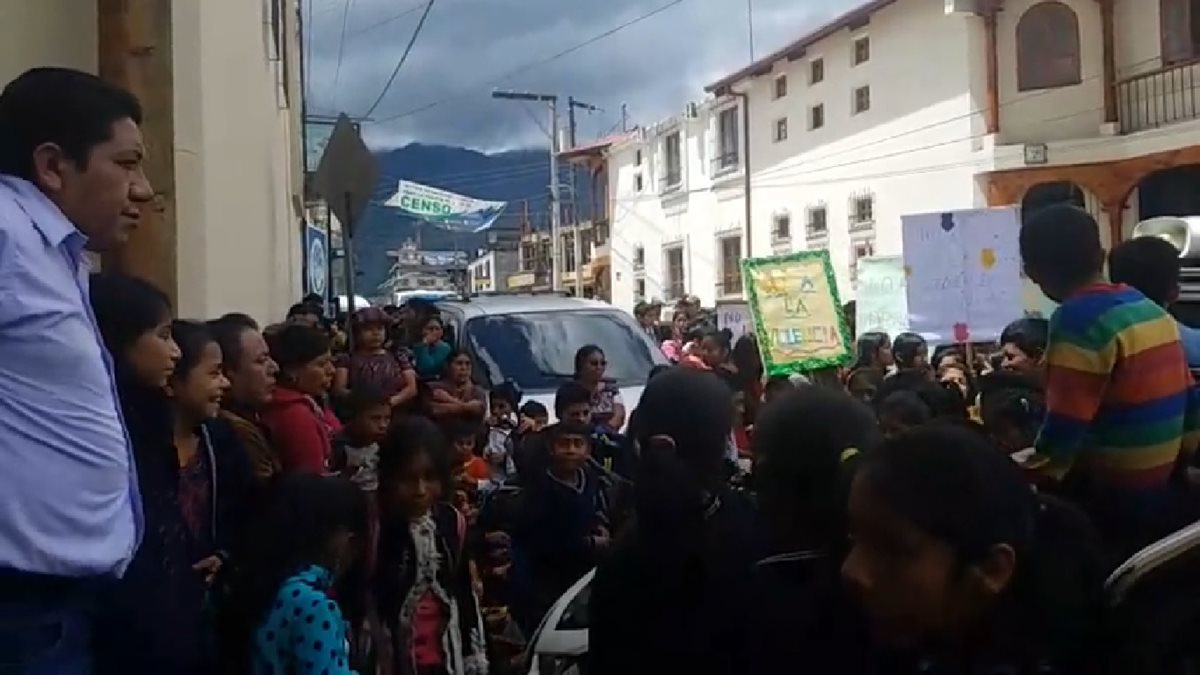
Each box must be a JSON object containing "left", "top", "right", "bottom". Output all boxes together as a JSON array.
[{"left": 4, "top": 67, "right": 1200, "bottom": 675}]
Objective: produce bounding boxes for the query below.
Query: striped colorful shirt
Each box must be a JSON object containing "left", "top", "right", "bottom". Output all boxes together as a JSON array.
[{"left": 1029, "top": 283, "right": 1200, "bottom": 490}]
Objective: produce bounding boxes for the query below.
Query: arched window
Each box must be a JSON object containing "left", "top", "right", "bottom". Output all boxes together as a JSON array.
[{"left": 1016, "top": 2, "right": 1082, "bottom": 91}]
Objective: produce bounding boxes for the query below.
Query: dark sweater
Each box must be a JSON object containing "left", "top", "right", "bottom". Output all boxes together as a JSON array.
[
  {"left": 94, "top": 386, "right": 251, "bottom": 675},
  {"left": 588, "top": 489, "right": 767, "bottom": 675}
]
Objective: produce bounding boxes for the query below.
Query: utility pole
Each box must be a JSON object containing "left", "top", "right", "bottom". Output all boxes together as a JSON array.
[
  {"left": 567, "top": 96, "right": 599, "bottom": 297},
  {"left": 493, "top": 90, "right": 562, "bottom": 292},
  {"left": 620, "top": 103, "right": 628, "bottom": 132}
]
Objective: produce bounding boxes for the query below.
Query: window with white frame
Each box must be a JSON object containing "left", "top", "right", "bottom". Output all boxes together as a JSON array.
[
  {"left": 664, "top": 246, "right": 686, "bottom": 299},
  {"left": 715, "top": 106, "right": 740, "bottom": 172},
  {"left": 810, "top": 103, "right": 825, "bottom": 130},
  {"left": 718, "top": 236, "right": 743, "bottom": 296},
  {"left": 806, "top": 204, "right": 828, "bottom": 238},
  {"left": 853, "top": 36, "right": 871, "bottom": 66},
  {"left": 774, "top": 74, "right": 788, "bottom": 99},
  {"left": 662, "top": 132, "right": 682, "bottom": 189},
  {"left": 634, "top": 174, "right": 644, "bottom": 192},
  {"left": 810, "top": 58, "right": 825, "bottom": 84},
  {"left": 634, "top": 244, "right": 646, "bottom": 269},
  {"left": 635, "top": 278, "right": 646, "bottom": 301},
  {"left": 773, "top": 212, "right": 792, "bottom": 241},
  {"left": 853, "top": 85, "right": 871, "bottom": 114},
  {"left": 850, "top": 193, "right": 875, "bottom": 230},
  {"left": 773, "top": 117, "right": 789, "bottom": 142},
  {"left": 635, "top": 149, "right": 643, "bottom": 166}
]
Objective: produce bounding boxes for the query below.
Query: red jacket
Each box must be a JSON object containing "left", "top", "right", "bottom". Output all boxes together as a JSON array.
[{"left": 260, "top": 387, "right": 341, "bottom": 474}]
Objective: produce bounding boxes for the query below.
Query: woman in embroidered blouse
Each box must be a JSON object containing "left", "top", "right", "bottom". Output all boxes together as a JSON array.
[
  {"left": 222, "top": 473, "right": 368, "bottom": 675},
  {"left": 333, "top": 306, "right": 418, "bottom": 411},
  {"left": 573, "top": 344, "right": 625, "bottom": 430},
  {"left": 374, "top": 417, "right": 489, "bottom": 675}
]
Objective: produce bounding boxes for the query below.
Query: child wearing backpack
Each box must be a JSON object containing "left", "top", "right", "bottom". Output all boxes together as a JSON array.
[{"left": 374, "top": 417, "right": 488, "bottom": 675}]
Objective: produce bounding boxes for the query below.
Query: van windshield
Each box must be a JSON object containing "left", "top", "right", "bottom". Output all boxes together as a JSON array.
[{"left": 464, "top": 310, "right": 662, "bottom": 392}]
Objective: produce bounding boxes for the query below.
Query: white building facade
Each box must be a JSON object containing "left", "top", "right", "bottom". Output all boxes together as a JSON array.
[{"left": 609, "top": 0, "right": 1200, "bottom": 313}]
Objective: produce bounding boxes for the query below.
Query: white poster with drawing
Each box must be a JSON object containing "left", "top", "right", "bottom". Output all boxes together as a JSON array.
[
  {"left": 717, "top": 301, "right": 753, "bottom": 338},
  {"left": 901, "top": 207, "right": 1023, "bottom": 344},
  {"left": 855, "top": 256, "right": 909, "bottom": 338}
]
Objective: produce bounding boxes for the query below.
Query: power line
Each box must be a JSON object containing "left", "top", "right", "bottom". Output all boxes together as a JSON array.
[
  {"left": 330, "top": 0, "right": 356, "bottom": 105},
  {"left": 369, "top": 0, "right": 686, "bottom": 124},
  {"left": 347, "top": 0, "right": 432, "bottom": 39},
  {"left": 361, "top": 0, "right": 438, "bottom": 118}
]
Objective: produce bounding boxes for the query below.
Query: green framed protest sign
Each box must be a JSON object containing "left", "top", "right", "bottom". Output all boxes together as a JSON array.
[{"left": 741, "top": 249, "right": 853, "bottom": 376}]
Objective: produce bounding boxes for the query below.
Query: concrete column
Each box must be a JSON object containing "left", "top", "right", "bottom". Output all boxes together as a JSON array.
[{"left": 97, "top": 0, "right": 177, "bottom": 304}]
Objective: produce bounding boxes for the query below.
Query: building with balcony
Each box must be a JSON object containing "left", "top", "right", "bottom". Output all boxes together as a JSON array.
[
  {"left": 608, "top": 102, "right": 750, "bottom": 311},
  {"left": 608, "top": 0, "right": 1200, "bottom": 311},
  {"left": 2, "top": 0, "right": 307, "bottom": 324}
]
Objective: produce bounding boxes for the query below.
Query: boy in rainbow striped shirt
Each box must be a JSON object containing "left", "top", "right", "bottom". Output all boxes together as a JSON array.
[{"left": 1019, "top": 205, "right": 1199, "bottom": 550}]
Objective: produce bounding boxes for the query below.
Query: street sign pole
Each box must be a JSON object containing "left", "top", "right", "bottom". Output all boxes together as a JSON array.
[{"left": 343, "top": 191, "right": 357, "bottom": 353}]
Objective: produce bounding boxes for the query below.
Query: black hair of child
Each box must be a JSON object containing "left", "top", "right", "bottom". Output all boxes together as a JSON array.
[
  {"left": 876, "top": 389, "right": 934, "bottom": 429},
  {"left": 858, "top": 425, "right": 1106, "bottom": 668},
  {"left": 1020, "top": 204, "right": 1104, "bottom": 292},
  {"left": 489, "top": 381, "right": 522, "bottom": 409},
  {"left": 1108, "top": 236, "right": 1182, "bottom": 308},
  {"left": 999, "top": 317, "right": 1050, "bottom": 362},
  {"left": 169, "top": 320, "right": 216, "bottom": 383},
  {"left": 753, "top": 386, "right": 880, "bottom": 550},
  {"left": 853, "top": 332, "right": 891, "bottom": 370},
  {"left": 89, "top": 272, "right": 172, "bottom": 361},
  {"left": 554, "top": 380, "right": 592, "bottom": 417},
  {"left": 520, "top": 400, "right": 548, "bottom": 419},
  {"left": 217, "top": 473, "right": 368, "bottom": 671},
  {"left": 345, "top": 384, "right": 391, "bottom": 419},
  {"left": 763, "top": 374, "right": 795, "bottom": 397},
  {"left": 891, "top": 332, "right": 928, "bottom": 369},
  {"left": 548, "top": 419, "right": 591, "bottom": 442},
  {"left": 378, "top": 415, "right": 453, "bottom": 497}
]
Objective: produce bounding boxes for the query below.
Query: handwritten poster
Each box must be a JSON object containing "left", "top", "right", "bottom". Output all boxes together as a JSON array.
[
  {"left": 717, "top": 301, "right": 753, "bottom": 338},
  {"left": 742, "top": 250, "right": 853, "bottom": 375},
  {"left": 855, "top": 256, "right": 909, "bottom": 338},
  {"left": 901, "top": 207, "right": 1023, "bottom": 343}
]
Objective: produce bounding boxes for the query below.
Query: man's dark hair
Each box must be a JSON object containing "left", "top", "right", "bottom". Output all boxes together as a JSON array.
[
  {"left": 287, "top": 302, "right": 319, "bottom": 320},
  {"left": 267, "top": 323, "right": 330, "bottom": 369},
  {"left": 0, "top": 68, "right": 143, "bottom": 180},
  {"left": 554, "top": 381, "right": 592, "bottom": 417},
  {"left": 1019, "top": 205, "right": 1103, "bottom": 291},
  {"left": 217, "top": 312, "right": 260, "bottom": 331},
  {"left": 208, "top": 316, "right": 257, "bottom": 372},
  {"left": 1108, "top": 236, "right": 1181, "bottom": 307}
]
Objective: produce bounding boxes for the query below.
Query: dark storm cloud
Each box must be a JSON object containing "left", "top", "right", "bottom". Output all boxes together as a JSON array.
[{"left": 305, "top": 0, "right": 861, "bottom": 150}]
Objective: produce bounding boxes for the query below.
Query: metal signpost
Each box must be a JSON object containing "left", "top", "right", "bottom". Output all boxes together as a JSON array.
[{"left": 312, "top": 114, "right": 379, "bottom": 350}]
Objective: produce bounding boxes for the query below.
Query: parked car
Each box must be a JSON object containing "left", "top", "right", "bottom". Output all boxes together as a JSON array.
[
  {"left": 526, "top": 569, "right": 592, "bottom": 675},
  {"left": 433, "top": 294, "right": 667, "bottom": 424}
]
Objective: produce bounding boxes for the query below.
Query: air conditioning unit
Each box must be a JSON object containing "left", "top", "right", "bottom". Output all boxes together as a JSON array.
[
  {"left": 944, "top": 0, "right": 978, "bottom": 14},
  {"left": 683, "top": 102, "right": 700, "bottom": 120}
]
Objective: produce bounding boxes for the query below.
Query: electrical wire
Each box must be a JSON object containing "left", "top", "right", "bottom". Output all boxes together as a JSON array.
[
  {"left": 329, "top": 0, "right": 355, "bottom": 106},
  {"left": 368, "top": 0, "right": 687, "bottom": 124},
  {"left": 361, "top": 0, "right": 438, "bottom": 118}
]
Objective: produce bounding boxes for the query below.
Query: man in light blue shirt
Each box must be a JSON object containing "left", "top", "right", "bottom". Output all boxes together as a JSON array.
[
  {"left": 0, "top": 68, "right": 153, "bottom": 673},
  {"left": 1109, "top": 236, "right": 1200, "bottom": 369}
]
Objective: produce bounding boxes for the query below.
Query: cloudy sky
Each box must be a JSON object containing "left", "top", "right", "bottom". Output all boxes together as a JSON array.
[{"left": 304, "top": 0, "right": 861, "bottom": 151}]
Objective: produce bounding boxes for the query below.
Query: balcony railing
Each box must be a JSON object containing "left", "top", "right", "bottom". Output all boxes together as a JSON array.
[{"left": 1117, "top": 59, "right": 1200, "bottom": 135}]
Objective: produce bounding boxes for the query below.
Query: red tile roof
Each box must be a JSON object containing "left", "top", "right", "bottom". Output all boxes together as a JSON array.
[
  {"left": 557, "top": 132, "right": 637, "bottom": 160},
  {"left": 705, "top": 0, "right": 899, "bottom": 95}
]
